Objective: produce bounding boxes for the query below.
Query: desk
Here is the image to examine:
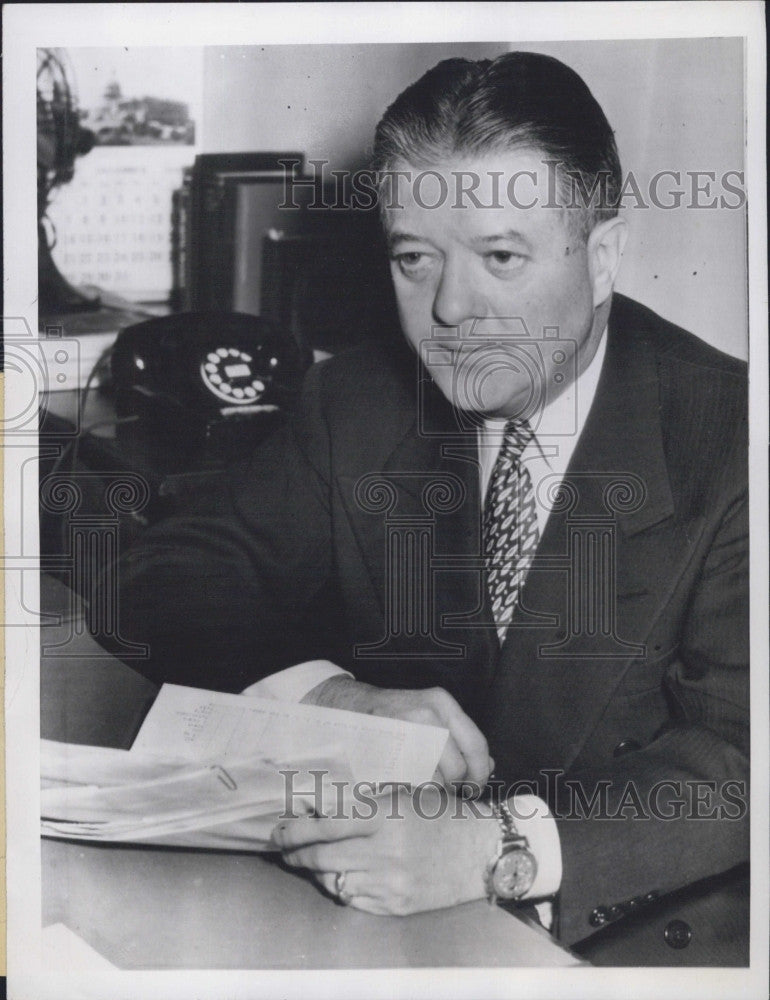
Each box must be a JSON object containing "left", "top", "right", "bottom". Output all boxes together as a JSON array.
[
  {"left": 40, "top": 589, "right": 581, "bottom": 969},
  {"left": 42, "top": 840, "right": 578, "bottom": 969}
]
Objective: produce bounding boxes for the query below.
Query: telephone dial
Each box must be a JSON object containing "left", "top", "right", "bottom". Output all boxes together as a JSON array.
[{"left": 111, "top": 311, "right": 308, "bottom": 449}]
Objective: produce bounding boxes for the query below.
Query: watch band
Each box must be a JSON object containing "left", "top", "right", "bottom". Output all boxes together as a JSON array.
[
  {"left": 497, "top": 797, "right": 520, "bottom": 836},
  {"left": 485, "top": 799, "right": 538, "bottom": 904}
]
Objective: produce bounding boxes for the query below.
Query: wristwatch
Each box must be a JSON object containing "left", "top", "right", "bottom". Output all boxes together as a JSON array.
[{"left": 485, "top": 798, "right": 538, "bottom": 904}]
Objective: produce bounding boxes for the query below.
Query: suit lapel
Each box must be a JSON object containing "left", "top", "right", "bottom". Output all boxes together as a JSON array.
[
  {"left": 336, "top": 386, "right": 498, "bottom": 711},
  {"left": 485, "top": 298, "right": 678, "bottom": 776},
  {"left": 337, "top": 297, "right": 680, "bottom": 755}
]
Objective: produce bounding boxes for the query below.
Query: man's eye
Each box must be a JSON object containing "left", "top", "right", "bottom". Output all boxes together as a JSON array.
[
  {"left": 393, "top": 252, "right": 431, "bottom": 277},
  {"left": 486, "top": 250, "right": 525, "bottom": 273}
]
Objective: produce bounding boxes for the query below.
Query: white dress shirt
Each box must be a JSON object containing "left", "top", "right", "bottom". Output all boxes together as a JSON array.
[{"left": 244, "top": 331, "right": 609, "bottom": 921}]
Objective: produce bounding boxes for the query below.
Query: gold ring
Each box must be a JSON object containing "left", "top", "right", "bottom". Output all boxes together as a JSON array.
[{"left": 335, "top": 870, "right": 352, "bottom": 906}]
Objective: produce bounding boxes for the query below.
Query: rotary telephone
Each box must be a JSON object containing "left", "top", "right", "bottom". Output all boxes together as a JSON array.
[{"left": 110, "top": 311, "right": 308, "bottom": 448}]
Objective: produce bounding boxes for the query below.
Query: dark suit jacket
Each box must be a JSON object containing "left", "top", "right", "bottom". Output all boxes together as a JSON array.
[{"left": 108, "top": 294, "right": 749, "bottom": 966}]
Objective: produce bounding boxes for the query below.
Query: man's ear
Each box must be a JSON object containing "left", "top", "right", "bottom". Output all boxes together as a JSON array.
[{"left": 587, "top": 216, "right": 628, "bottom": 307}]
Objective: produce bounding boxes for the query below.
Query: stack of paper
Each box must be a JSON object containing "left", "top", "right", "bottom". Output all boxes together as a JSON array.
[
  {"left": 41, "top": 683, "right": 449, "bottom": 851},
  {"left": 41, "top": 742, "right": 350, "bottom": 850}
]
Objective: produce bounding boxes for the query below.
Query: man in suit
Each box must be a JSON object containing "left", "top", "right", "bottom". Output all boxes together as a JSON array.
[{"left": 106, "top": 53, "right": 748, "bottom": 965}]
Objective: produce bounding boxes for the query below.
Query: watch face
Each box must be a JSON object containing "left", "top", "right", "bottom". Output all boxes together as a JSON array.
[{"left": 493, "top": 848, "right": 538, "bottom": 899}]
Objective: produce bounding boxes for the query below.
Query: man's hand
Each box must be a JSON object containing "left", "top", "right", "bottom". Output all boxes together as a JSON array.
[
  {"left": 272, "top": 785, "right": 500, "bottom": 915},
  {"left": 302, "top": 675, "right": 493, "bottom": 791}
]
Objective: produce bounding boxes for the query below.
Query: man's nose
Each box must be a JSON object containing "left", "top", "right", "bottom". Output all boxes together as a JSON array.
[{"left": 432, "top": 261, "right": 480, "bottom": 328}]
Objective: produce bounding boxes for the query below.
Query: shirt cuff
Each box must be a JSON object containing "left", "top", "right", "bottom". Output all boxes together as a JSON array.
[
  {"left": 507, "top": 794, "right": 562, "bottom": 900},
  {"left": 241, "top": 661, "right": 352, "bottom": 702}
]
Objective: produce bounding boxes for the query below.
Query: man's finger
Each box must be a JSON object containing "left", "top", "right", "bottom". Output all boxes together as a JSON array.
[
  {"left": 281, "top": 841, "right": 368, "bottom": 872},
  {"left": 433, "top": 694, "right": 491, "bottom": 786},
  {"left": 451, "top": 755, "right": 495, "bottom": 800},
  {"left": 436, "top": 736, "right": 469, "bottom": 786},
  {"left": 315, "top": 870, "right": 379, "bottom": 908}
]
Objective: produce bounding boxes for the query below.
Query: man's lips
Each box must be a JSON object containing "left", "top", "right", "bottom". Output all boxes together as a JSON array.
[{"left": 425, "top": 340, "right": 513, "bottom": 359}]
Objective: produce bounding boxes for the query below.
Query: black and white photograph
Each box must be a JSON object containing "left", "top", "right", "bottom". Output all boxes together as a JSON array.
[{"left": 3, "top": 4, "right": 768, "bottom": 998}]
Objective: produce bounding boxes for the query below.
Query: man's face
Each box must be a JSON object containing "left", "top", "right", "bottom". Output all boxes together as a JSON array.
[{"left": 383, "top": 150, "right": 605, "bottom": 421}]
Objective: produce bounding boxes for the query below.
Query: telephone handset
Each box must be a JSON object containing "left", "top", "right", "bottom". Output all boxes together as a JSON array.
[{"left": 111, "top": 311, "right": 308, "bottom": 445}]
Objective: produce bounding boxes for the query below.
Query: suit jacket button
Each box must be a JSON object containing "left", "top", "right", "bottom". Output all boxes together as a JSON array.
[
  {"left": 644, "top": 890, "right": 660, "bottom": 904},
  {"left": 664, "top": 919, "right": 692, "bottom": 949},
  {"left": 608, "top": 904, "right": 624, "bottom": 921},
  {"left": 589, "top": 906, "right": 610, "bottom": 927},
  {"left": 613, "top": 738, "right": 642, "bottom": 757}
]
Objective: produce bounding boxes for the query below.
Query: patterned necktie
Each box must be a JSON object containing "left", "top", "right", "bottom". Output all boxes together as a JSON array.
[{"left": 483, "top": 419, "right": 540, "bottom": 643}]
